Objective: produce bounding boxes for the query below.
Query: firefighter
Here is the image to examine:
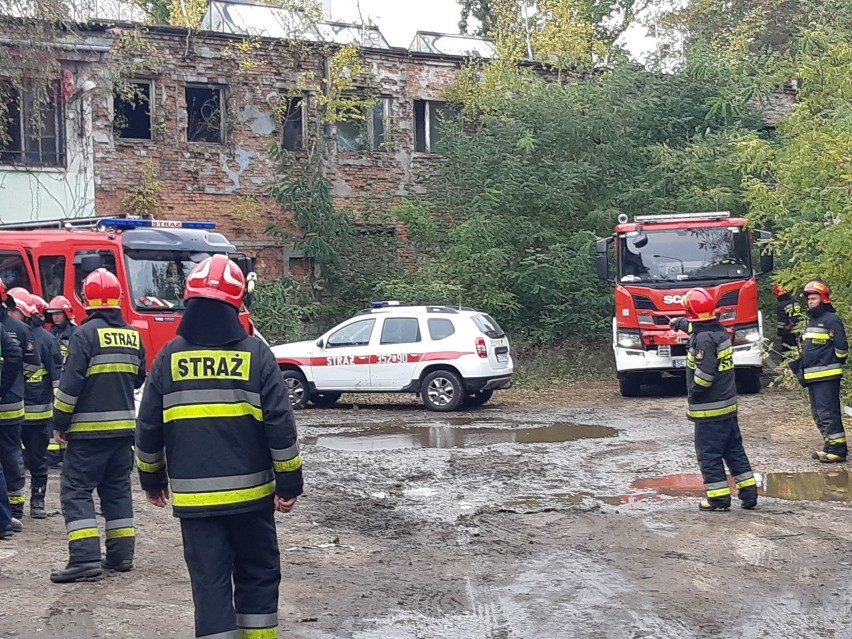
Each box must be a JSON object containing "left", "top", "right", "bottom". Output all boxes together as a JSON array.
[
  {"left": 50, "top": 268, "right": 146, "bottom": 583},
  {"left": 47, "top": 295, "right": 77, "bottom": 363},
  {"left": 46, "top": 295, "right": 75, "bottom": 468},
  {"left": 9, "top": 289, "right": 62, "bottom": 519},
  {"left": 795, "top": 280, "right": 848, "bottom": 463},
  {"left": 772, "top": 284, "right": 803, "bottom": 352},
  {"left": 136, "top": 254, "right": 303, "bottom": 639},
  {"left": 0, "top": 279, "right": 42, "bottom": 521},
  {"left": 0, "top": 323, "right": 24, "bottom": 536},
  {"left": 671, "top": 288, "right": 758, "bottom": 511}
]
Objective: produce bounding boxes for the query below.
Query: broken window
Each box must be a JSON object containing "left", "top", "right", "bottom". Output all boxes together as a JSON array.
[
  {"left": 0, "top": 79, "right": 64, "bottom": 167},
  {"left": 186, "top": 84, "right": 225, "bottom": 144},
  {"left": 335, "top": 98, "right": 389, "bottom": 152},
  {"left": 281, "top": 96, "right": 304, "bottom": 151},
  {"left": 114, "top": 80, "right": 152, "bottom": 140},
  {"left": 414, "top": 100, "right": 459, "bottom": 154}
]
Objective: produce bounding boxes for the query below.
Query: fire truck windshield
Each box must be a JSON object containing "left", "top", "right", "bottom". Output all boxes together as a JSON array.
[
  {"left": 125, "top": 249, "right": 212, "bottom": 311},
  {"left": 619, "top": 227, "right": 751, "bottom": 284}
]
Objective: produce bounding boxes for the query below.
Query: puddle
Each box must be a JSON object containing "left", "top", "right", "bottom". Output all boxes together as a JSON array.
[
  {"left": 503, "top": 493, "right": 623, "bottom": 510},
  {"left": 626, "top": 471, "right": 850, "bottom": 504},
  {"left": 305, "top": 422, "right": 617, "bottom": 451}
]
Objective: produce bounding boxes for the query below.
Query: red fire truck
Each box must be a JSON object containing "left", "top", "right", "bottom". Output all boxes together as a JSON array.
[
  {"left": 0, "top": 216, "right": 256, "bottom": 369},
  {"left": 596, "top": 211, "right": 773, "bottom": 397}
]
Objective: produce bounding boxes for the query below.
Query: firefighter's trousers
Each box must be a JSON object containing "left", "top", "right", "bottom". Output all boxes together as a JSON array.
[
  {"left": 694, "top": 416, "right": 757, "bottom": 507},
  {"left": 0, "top": 420, "right": 25, "bottom": 518},
  {"left": 807, "top": 378, "right": 848, "bottom": 457},
  {"left": 0, "top": 461, "right": 12, "bottom": 533},
  {"left": 180, "top": 508, "right": 280, "bottom": 638},
  {"left": 60, "top": 437, "right": 135, "bottom": 565},
  {"left": 21, "top": 421, "right": 49, "bottom": 496}
]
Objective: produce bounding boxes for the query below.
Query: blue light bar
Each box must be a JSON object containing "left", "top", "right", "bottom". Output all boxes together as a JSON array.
[
  {"left": 99, "top": 218, "right": 216, "bottom": 230},
  {"left": 371, "top": 300, "right": 403, "bottom": 307}
]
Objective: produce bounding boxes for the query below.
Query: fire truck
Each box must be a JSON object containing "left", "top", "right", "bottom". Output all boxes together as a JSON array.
[
  {"left": 0, "top": 216, "right": 256, "bottom": 369},
  {"left": 596, "top": 211, "right": 773, "bottom": 397}
]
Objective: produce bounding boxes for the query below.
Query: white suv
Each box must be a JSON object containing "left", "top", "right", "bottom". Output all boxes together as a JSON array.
[{"left": 271, "top": 302, "right": 514, "bottom": 411}]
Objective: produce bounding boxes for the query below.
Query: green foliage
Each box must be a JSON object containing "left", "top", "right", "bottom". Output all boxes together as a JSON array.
[{"left": 250, "top": 279, "right": 321, "bottom": 344}]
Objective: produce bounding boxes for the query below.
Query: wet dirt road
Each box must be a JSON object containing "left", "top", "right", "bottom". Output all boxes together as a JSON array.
[{"left": 1, "top": 381, "right": 851, "bottom": 639}]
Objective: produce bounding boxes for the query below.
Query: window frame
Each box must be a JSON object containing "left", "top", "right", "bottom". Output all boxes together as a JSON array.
[
  {"left": 185, "top": 83, "right": 226, "bottom": 145},
  {"left": 427, "top": 317, "right": 456, "bottom": 341},
  {"left": 414, "top": 99, "right": 459, "bottom": 154},
  {"left": 326, "top": 318, "right": 376, "bottom": 348},
  {"left": 73, "top": 250, "right": 118, "bottom": 302},
  {"left": 281, "top": 95, "right": 306, "bottom": 151},
  {"left": 0, "top": 78, "right": 65, "bottom": 168},
  {"left": 38, "top": 255, "right": 66, "bottom": 301},
  {"left": 335, "top": 97, "right": 391, "bottom": 152},
  {"left": 114, "top": 79, "right": 154, "bottom": 141}
]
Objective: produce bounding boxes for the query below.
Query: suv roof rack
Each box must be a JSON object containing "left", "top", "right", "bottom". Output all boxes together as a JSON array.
[
  {"left": 632, "top": 211, "right": 731, "bottom": 224},
  {"left": 0, "top": 215, "right": 119, "bottom": 231},
  {"left": 354, "top": 304, "right": 478, "bottom": 316}
]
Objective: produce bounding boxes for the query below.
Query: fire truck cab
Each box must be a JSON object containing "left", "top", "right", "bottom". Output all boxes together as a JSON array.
[
  {"left": 0, "top": 217, "right": 255, "bottom": 369},
  {"left": 596, "top": 211, "right": 773, "bottom": 397}
]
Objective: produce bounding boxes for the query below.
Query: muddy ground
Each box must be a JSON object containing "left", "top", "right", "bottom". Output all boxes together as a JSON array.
[{"left": 1, "top": 379, "right": 851, "bottom": 639}]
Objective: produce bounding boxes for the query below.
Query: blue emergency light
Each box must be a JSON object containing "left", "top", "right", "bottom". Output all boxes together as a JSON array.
[
  {"left": 99, "top": 217, "right": 216, "bottom": 230},
  {"left": 371, "top": 300, "right": 403, "bottom": 308}
]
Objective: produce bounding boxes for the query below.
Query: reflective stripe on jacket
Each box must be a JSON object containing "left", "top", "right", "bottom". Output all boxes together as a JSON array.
[
  {"left": 801, "top": 308, "right": 847, "bottom": 383},
  {"left": 136, "top": 335, "right": 303, "bottom": 518},
  {"left": 25, "top": 327, "right": 62, "bottom": 423}
]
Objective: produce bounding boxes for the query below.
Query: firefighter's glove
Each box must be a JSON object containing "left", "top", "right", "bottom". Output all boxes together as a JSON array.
[{"left": 789, "top": 358, "right": 806, "bottom": 387}]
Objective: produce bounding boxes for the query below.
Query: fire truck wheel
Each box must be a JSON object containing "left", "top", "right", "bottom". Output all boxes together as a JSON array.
[
  {"left": 736, "top": 369, "right": 762, "bottom": 395},
  {"left": 310, "top": 392, "right": 342, "bottom": 407},
  {"left": 618, "top": 373, "right": 641, "bottom": 397},
  {"left": 281, "top": 369, "right": 310, "bottom": 409}
]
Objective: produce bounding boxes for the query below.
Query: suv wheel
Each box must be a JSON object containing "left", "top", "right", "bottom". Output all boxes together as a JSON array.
[
  {"left": 463, "top": 389, "right": 494, "bottom": 407},
  {"left": 281, "top": 369, "right": 309, "bottom": 409},
  {"left": 421, "top": 370, "right": 464, "bottom": 412},
  {"left": 310, "top": 392, "right": 342, "bottom": 408}
]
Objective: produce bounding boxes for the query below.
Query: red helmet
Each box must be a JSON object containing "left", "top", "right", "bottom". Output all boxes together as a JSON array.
[
  {"left": 47, "top": 295, "right": 74, "bottom": 320},
  {"left": 0, "top": 277, "right": 7, "bottom": 305},
  {"left": 803, "top": 280, "right": 831, "bottom": 304},
  {"left": 83, "top": 269, "right": 122, "bottom": 310},
  {"left": 771, "top": 284, "right": 787, "bottom": 298},
  {"left": 184, "top": 255, "right": 246, "bottom": 308},
  {"left": 32, "top": 294, "right": 47, "bottom": 317},
  {"left": 682, "top": 288, "right": 716, "bottom": 321},
  {"left": 8, "top": 287, "right": 37, "bottom": 319}
]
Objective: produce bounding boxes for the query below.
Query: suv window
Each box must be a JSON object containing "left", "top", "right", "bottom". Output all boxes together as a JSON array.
[
  {"left": 39, "top": 255, "right": 65, "bottom": 300},
  {"left": 327, "top": 318, "right": 375, "bottom": 347},
  {"left": 428, "top": 318, "right": 455, "bottom": 341},
  {"left": 381, "top": 318, "right": 421, "bottom": 345},
  {"left": 471, "top": 314, "right": 505, "bottom": 339},
  {"left": 74, "top": 250, "right": 118, "bottom": 300},
  {"left": 0, "top": 251, "right": 31, "bottom": 291}
]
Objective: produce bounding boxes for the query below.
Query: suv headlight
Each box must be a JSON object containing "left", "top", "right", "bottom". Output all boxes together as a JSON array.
[
  {"left": 616, "top": 330, "right": 642, "bottom": 349},
  {"left": 734, "top": 325, "right": 762, "bottom": 345}
]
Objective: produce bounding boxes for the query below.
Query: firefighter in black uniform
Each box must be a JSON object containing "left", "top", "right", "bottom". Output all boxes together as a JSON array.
[
  {"left": 0, "top": 323, "right": 24, "bottom": 536},
  {"left": 9, "top": 289, "right": 62, "bottom": 519},
  {"left": 795, "top": 280, "right": 848, "bottom": 463},
  {"left": 671, "top": 288, "right": 758, "bottom": 511},
  {"left": 0, "top": 279, "right": 42, "bottom": 521},
  {"left": 772, "top": 284, "right": 803, "bottom": 352},
  {"left": 136, "top": 255, "right": 303, "bottom": 639},
  {"left": 46, "top": 295, "right": 77, "bottom": 467},
  {"left": 50, "top": 269, "right": 146, "bottom": 583}
]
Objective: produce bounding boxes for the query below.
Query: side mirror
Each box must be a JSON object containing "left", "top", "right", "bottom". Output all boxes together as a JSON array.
[
  {"left": 316, "top": 338, "right": 324, "bottom": 348},
  {"left": 632, "top": 232, "right": 648, "bottom": 249},
  {"left": 596, "top": 236, "right": 614, "bottom": 283},
  {"left": 232, "top": 255, "right": 254, "bottom": 276},
  {"left": 80, "top": 254, "right": 103, "bottom": 274},
  {"left": 760, "top": 253, "right": 774, "bottom": 275}
]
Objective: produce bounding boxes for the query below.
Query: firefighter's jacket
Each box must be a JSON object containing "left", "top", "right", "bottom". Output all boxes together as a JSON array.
[
  {"left": 50, "top": 321, "right": 76, "bottom": 364},
  {"left": 776, "top": 294, "right": 802, "bottom": 335},
  {"left": 135, "top": 335, "right": 304, "bottom": 518},
  {"left": 53, "top": 311, "right": 146, "bottom": 439},
  {"left": 800, "top": 305, "right": 848, "bottom": 384},
  {"left": 25, "top": 326, "right": 62, "bottom": 423},
  {"left": 673, "top": 318, "right": 737, "bottom": 422},
  {"left": 0, "top": 325, "right": 23, "bottom": 399},
  {"left": 0, "top": 311, "right": 41, "bottom": 424}
]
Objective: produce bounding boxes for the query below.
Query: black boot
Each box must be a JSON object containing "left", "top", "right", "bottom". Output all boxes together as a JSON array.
[
  {"left": 698, "top": 499, "right": 731, "bottom": 512},
  {"left": 739, "top": 488, "right": 758, "bottom": 510},
  {"left": 30, "top": 485, "right": 47, "bottom": 519},
  {"left": 49, "top": 562, "right": 103, "bottom": 583},
  {"left": 102, "top": 557, "right": 134, "bottom": 572}
]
